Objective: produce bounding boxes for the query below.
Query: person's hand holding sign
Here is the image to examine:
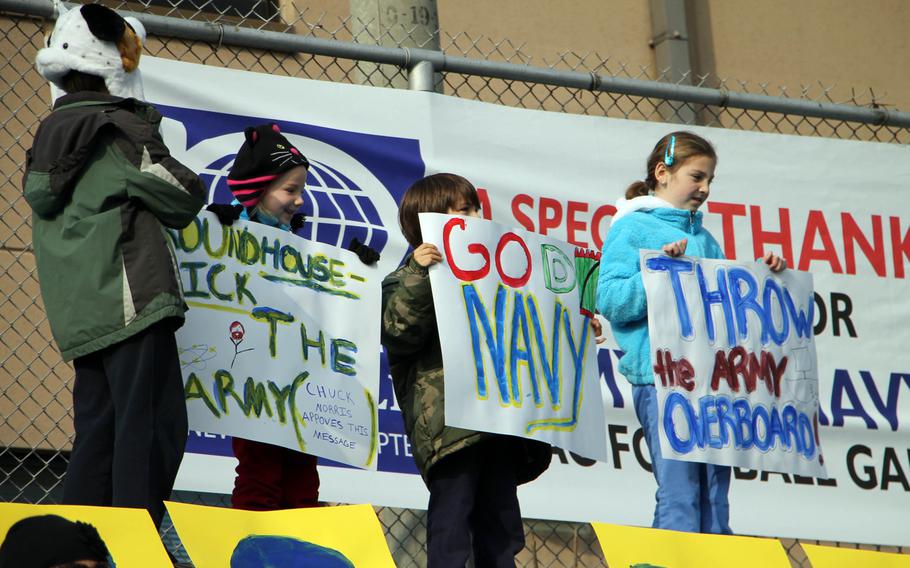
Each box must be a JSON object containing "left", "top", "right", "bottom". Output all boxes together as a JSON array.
[
  {"left": 761, "top": 250, "right": 788, "bottom": 272},
  {"left": 414, "top": 243, "right": 443, "bottom": 267},
  {"left": 662, "top": 237, "right": 688, "bottom": 257},
  {"left": 590, "top": 317, "right": 606, "bottom": 345}
]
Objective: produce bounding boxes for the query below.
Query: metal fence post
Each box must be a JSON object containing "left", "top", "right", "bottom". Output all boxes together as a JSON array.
[
  {"left": 649, "top": 0, "right": 695, "bottom": 124},
  {"left": 408, "top": 58, "right": 435, "bottom": 91}
]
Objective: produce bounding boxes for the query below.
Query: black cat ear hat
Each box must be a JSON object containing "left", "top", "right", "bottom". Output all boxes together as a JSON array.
[{"left": 227, "top": 123, "right": 310, "bottom": 208}]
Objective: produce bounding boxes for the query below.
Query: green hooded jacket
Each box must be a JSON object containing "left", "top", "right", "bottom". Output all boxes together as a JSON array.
[
  {"left": 23, "top": 92, "right": 205, "bottom": 361},
  {"left": 381, "top": 255, "right": 552, "bottom": 482}
]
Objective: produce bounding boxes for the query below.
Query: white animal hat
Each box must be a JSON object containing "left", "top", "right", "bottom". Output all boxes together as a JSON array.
[{"left": 36, "top": 3, "right": 146, "bottom": 99}]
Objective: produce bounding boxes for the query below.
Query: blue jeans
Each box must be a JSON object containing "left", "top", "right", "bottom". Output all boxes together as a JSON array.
[{"left": 633, "top": 384, "right": 732, "bottom": 534}]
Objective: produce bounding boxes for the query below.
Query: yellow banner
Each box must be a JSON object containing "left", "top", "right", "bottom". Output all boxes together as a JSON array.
[
  {"left": 165, "top": 501, "right": 395, "bottom": 567},
  {"left": 802, "top": 544, "right": 910, "bottom": 568},
  {"left": 0, "top": 503, "right": 171, "bottom": 566},
  {"left": 592, "top": 522, "right": 790, "bottom": 568}
]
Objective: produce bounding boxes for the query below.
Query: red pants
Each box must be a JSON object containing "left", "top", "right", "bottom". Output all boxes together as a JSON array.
[{"left": 231, "top": 438, "right": 320, "bottom": 510}]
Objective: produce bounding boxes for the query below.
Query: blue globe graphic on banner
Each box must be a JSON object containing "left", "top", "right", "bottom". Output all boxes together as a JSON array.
[
  {"left": 300, "top": 159, "right": 389, "bottom": 254},
  {"left": 196, "top": 136, "right": 392, "bottom": 256}
]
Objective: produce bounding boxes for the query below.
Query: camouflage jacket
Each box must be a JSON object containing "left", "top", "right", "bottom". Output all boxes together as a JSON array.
[
  {"left": 381, "top": 255, "right": 552, "bottom": 483},
  {"left": 381, "top": 255, "right": 488, "bottom": 479}
]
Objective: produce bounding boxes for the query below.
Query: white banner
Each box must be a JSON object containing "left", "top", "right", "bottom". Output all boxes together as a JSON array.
[
  {"left": 642, "top": 252, "right": 824, "bottom": 477},
  {"left": 170, "top": 212, "right": 382, "bottom": 469},
  {"left": 419, "top": 213, "right": 607, "bottom": 461},
  {"left": 139, "top": 56, "right": 910, "bottom": 546}
]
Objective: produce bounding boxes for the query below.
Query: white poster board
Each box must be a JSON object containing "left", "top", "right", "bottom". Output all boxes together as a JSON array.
[
  {"left": 419, "top": 213, "right": 607, "bottom": 461},
  {"left": 642, "top": 251, "right": 825, "bottom": 477},
  {"left": 170, "top": 212, "right": 381, "bottom": 469}
]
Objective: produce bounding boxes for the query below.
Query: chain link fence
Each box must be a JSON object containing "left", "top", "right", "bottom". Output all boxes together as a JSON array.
[{"left": 1, "top": 1, "right": 908, "bottom": 566}]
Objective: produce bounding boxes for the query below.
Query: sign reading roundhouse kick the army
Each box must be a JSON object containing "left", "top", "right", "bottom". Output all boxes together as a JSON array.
[
  {"left": 169, "top": 212, "right": 381, "bottom": 469},
  {"left": 419, "top": 213, "right": 607, "bottom": 462},
  {"left": 641, "top": 251, "right": 826, "bottom": 477}
]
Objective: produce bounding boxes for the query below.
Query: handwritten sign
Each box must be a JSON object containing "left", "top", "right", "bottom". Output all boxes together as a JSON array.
[
  {"left": 169, "top": 212, "right": 381, "bottom": 469},
  {"left": 419, "top": 213, "right": 607, "bottom": 461},
  {"left": 641, "top": 251, "right": 825, "bottom": 476},
  {"left": 166, "top": 501, "right": 395, "bottom": 568}
]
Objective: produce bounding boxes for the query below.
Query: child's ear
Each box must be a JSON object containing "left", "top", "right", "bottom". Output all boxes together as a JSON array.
[
  {"left": 81, "top": 4, "right": 126, "bottom": 43},
  {"left": 654, "top": 161, "right": 669, "bottom": 184},
  {"left": 244, "top": 126, "right": 259, "bottom": 145}
]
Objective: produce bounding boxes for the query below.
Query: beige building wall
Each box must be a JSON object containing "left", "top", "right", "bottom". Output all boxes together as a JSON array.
[
  {"left": 438, "top": 0, "right": 653, "bottom": 72},
  {"left": 688, "top": 0, "right": 910, "bottom": 113}
]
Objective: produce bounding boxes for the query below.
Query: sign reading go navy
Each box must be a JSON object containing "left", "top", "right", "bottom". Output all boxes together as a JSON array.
[{"left": 156, "top": 103, "right": 425, "bottom": 476}]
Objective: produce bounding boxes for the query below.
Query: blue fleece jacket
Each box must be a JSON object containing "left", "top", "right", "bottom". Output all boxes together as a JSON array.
[{"left": 595, "top": 197, "right": 725, "bottom": 385}]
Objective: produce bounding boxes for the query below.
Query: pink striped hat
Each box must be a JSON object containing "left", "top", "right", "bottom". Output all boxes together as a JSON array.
[{"left": 227, "top": 123, "right": 309, "bottom": 208}]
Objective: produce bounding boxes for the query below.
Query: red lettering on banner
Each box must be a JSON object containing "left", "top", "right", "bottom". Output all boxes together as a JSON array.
[
  {"left": 750, "top": 205, "right": 794, "bottom": 266},
  {"left": 711, "top": 350, "right": 739, "bottom": 392},
  {"left": 511, "top": 193, "right": 534, "bottom": 231},
  {"left": 507, "top": 194, "right": 614, "bottom": 251},
  {"left": 590, "top": 204, "right": 616, "bottom": 251},
  {"left": 729, "top": 346, "right": 749, "bottom": 391},
  {"left": 798, "top": 210, "right": 843, "bottom": 273},
  {"left": 539, "top": 197, "right": 562, "bottom": 236},
  {"left": 497, "top": 193, "right": 904, "bottom": 279},
  {"left": 494, "top": 233, "right": 532, "bottom": 287},
  {"left": 652, "top": 349, "right": 695, "bottom": 391},
  {"left": 443, "top": 217, "right": 490, "bottom": 281},
  {"left": 476, "top": 187, "right": 493, "bottom": 220},
  {"left": 707, "top": 201, "right": 746, "bottom": 260},
  {"left": 566, "top": 200, "right": 589, "bottom": 248},
  {"left": 842, "top": 213, "right": 886, "bottom": 277},
  {"left": 890, "top": 216, "right": 910, "bottom": 279},
  {"left": 711, "top": 346, "right": 786, "bottom": 398}
]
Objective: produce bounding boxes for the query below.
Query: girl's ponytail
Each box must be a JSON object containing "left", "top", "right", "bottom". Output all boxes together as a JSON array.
[{"left": 625, "top": 180, "right": 650, "bottom": 199}]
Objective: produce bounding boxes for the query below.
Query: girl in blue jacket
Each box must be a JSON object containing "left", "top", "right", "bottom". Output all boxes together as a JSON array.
[{"left": 596, "top": 131, "right": 785, "bottom": 534}]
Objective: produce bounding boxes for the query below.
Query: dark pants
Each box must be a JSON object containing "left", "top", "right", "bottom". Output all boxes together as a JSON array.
[
  {"left": 231, "top": 438, "right": 320, "bottom": 510},
  {"left": 63, "top": 321, "right": 188, "bottom": 527},
  {"left": 426, "top": 438, "right": 525, "bottom": 568}
]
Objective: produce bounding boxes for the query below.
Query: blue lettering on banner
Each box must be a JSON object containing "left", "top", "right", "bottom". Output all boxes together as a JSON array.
[
  {"left": 695, "top": 264, "right": 735, "bottom": 347},
  {"left": 461, "top": 281, "right": 590, "bottom": 431},
  {"left": 820, "top": 369, "right": 910, "bottom": 432},
  {"left": 646, "top": 256, "right": 814, "bottom": 346},
  {"left": 645, "top": 257, "right": 695, "bottom": 339},
  {"left": 662, "top": 391, "right": 817, "bottom": 459}
]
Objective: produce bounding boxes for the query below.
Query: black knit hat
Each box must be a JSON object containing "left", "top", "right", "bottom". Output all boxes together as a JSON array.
[
  {"left": 0, "top": 515, "right": 111, "bottom": 568},
  {"left": 227, "top": 123, "right": 310, "bottom": 208}
]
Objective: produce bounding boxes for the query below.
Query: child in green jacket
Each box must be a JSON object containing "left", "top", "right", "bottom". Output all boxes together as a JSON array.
[{"left": 25, "top": 4, "right": 205, "bottom": 527}]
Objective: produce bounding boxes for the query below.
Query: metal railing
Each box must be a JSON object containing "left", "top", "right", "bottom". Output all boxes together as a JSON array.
[{"left": 1, "top": 1, "right": 908, "bottom": 566}]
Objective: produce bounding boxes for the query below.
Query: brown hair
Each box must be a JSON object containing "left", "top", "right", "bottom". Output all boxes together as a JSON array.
[
  {"left": 398, "top": 173, "right": 481, "bottom": 248},
  {"left": 625, "top": 131, "right": 717, "bottom": 199},
  {"left": 61, "top": 70, "right": 108, "bottom": 94}
]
